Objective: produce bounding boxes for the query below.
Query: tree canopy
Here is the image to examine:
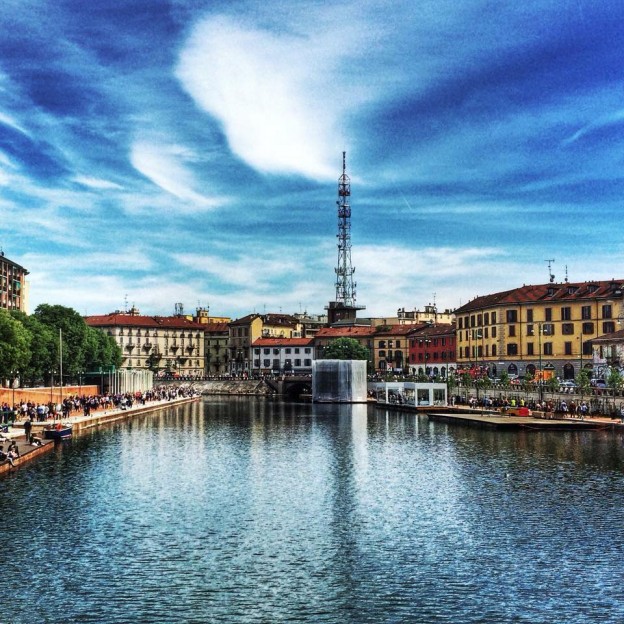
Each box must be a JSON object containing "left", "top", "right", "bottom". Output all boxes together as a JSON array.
[
  {"left": 321, "top": 338, "right": 369, "bottom": 361},
  {"left": 3, "top": 304, "right": 122, "bottom": 385}
]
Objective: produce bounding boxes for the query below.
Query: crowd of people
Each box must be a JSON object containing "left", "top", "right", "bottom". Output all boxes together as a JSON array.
[{"left": 0, "top": 385, "right": 197, "bottom": 425}]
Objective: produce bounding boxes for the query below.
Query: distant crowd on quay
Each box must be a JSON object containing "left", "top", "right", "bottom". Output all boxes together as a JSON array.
[{"left": 1, "top": 385, "right": 196, "bottom": 425}]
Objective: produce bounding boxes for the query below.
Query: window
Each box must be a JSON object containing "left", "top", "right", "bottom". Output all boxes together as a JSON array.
[
  {"left": 561, "top": 307, "right": 571, "bottom": 321},
  {"left": 507, "top": 343, "right": 518, "bottom": 356},
  {"left": 582, "top": 342, "right": 592, "bottom": 356},
  {"left": 603, "top": 321, "right": 615, "bottom": 334},
  {"left": 562, "top": 323, "right": 574, "bottom": 335},
  {"left": 304, "top": 359, "right": 312, "bottom": 366},
  {"left": 285, "top": 348, "right": 291, "bottom": 354},
  {"left": 582, "top": 322, "right": 594, "bottom": 334},
  {"left": 581, "top": 306, "right": 591, "bottom": 320},
  {"left": 388, "top": 341, "right": 393, "bottom": 348},
  {"left": 508, "top": 325, "right": 516, "bottom": 337},
  {"left": 542, "top": 323, "right": 555, "bottom": 336},
  {"left": 484, "top": 312, "right": 489, "bottom": 325},
  {"left": 545, "top": 308, "right": 552, "bottom": 322},
  {"left": 379, "top": 350, "right": 386, "bottom": 358},
  {"left": 294, "top": 359, "right": 301, "bottom": 366},
  {"left": 491, "top": 312, "right": 497, "bottom": 324},
  {"left": 254, "top": 348, "right": 260, "bottom": 355},
  {"left": 506, "top": 310, "right": 518, "bottom": 323},
  {"left": 272, "top": 359, "right": 280, "bottom": 369},
  {"left": 254, "top": 359, "right": 260, "bottom": 368},
  {"left": 602, "top": 304, "right": 612, "bottom": 319},
  {"left": 484, "top": 328, "right": 488, "bottom": 339},
  {"left": 527, "top": 309, "right": 533, "bottom": 323},
  {"left": 477, "top": 314, "right": 482, "bottom": 326},
  {"left": 492, "top": 327, "right": 497, "bottom": 338},
  {"left": 527, "top": 324, "right": 534, "bottom": 336},
  {"left": 564, "top": 342, "right": 572, "bottom": 355},
  {"left": 295, "top": 348, "right": 300, "bottom": 354},
  {"left": 544, "top": 343, "right": 553, "bottom": 355},
  {"left": 527, "top": 343, "right": 534, "bottom": 355},
  {"left": 305, "top": 348, "right": 311, "bottom": 354},
  {"left": 379, "top": 340, "right": 386, "bottom": 349},
  {"left": 263, "top": 359, "right": 270, "bottom": 367},
  {"left": 273, "top": 348, "right": 279, "bottom": 355},
  {"left": 458, "top": 318, "right": 463, "bottom": 329},
  {"left": 492, "top": 344, "right": 497, "bottom": 356}
]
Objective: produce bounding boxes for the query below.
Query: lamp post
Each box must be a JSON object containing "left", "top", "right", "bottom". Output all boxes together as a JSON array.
[
  {"left": 537, "top": 323, "right": 543, "bottom": 404},
  {"left": 11, "top": 370, "right": 18, "bottom": 410},
  {"left": 78, "top": 370, "right": 84, "bottom": 395},
  {"left": 49, "top": 369, "right": 56, "bottom": 404}
]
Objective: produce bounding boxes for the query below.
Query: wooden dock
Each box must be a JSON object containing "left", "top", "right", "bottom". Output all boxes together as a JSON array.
[{"left": 427, "top": 410, "right": 618, "bottom": 430}]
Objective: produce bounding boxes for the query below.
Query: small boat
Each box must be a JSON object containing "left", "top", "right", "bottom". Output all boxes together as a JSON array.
[{"left": 44, "top": 423, "right": 73, "bottom": 440}]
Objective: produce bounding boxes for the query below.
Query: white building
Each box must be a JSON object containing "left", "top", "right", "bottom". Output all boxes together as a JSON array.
[{"left": 251, "top": 338, "right": 315, "bottom": 375}]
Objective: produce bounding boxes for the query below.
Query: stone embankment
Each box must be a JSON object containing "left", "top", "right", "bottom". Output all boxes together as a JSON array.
[{"left": 187, "top": 380, "right": 273, "bottom": 395}]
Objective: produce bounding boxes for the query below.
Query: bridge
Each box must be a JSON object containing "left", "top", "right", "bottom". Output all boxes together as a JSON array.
[{"left": 264, "top": 376, "right": 312, "bottom": 399}]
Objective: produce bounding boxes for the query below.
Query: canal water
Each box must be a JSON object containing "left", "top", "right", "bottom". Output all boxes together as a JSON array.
[{"left": 2, "top": 397, "right": 624, "bottom": 623}]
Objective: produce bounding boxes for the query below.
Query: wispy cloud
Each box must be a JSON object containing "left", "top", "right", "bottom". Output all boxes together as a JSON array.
[{"left": 130, "top": 140, "right": 225, "bottom": 210}]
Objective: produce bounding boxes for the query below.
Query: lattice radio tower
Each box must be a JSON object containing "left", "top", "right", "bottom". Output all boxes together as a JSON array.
[
  {"left": 327, "top": 152, "right": 364, "bottom": 324},
  {"left": 335, "top": 151, "right": 357, "bottom": 306}
]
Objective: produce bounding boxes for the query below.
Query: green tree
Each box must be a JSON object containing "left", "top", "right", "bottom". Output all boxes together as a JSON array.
[
  {"left": 499, "top": 371, "right": 510, "bottom": 388},
  {"left": 607, "top": 368, "right": 623, "bottom": 396},
  {"left": 321, "top": 338, "right": 369, "bottom": 361},
  {"left": 576, "top": 368, "right": 591, "bottom": 398},
  {"left": 0, "top": 309, "right": 31, "bottom": 379},
  {"left": 34, "top": 304, "right": 89, "bottom": 379},
  {"left": 9, "top": 310, "right": 57, "bottom": 385}
]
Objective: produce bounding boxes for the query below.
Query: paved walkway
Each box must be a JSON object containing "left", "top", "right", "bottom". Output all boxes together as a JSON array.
[{"left": 1, "top": 394, "right": 200, "bottom": 475}]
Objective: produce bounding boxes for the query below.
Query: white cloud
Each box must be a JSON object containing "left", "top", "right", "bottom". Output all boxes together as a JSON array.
[
  {"left": 73, "top": 175, "right": 123, "bottom": 190},
  {"left": 175, "top": 14, "right": 367, "bottom": 180},
  {"left": 130, "top": 140, "right": 224, "bottom": 210}
]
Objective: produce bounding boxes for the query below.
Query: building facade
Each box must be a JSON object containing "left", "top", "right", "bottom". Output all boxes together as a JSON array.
[
  {"left": 314, "top": 326, "right": 376, "bottom": 371},
  {"left": 372, "top": 325, "right": 415, "bottom": 373},
  {"left": 229, "top": 313, "right": 302, "bottom": 375},
  {"left": 0, "top": 252, "right": 29, "bottom": 312},
  {"left": 85, "top": 308, "right": 206, "bottom": 377},
  {"left": 454, "top": 280, "right": 624, "bottom": 380},
  {"left": 251, "top": 338, "right": 315, "bottom": 375},
  {"left": 407, "top": 323, "right": 456, "bottom": 378}
]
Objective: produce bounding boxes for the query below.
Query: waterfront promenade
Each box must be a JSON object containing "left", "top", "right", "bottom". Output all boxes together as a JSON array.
[{"left": 0, "top": 391, "right": 200, "bottom": 475}]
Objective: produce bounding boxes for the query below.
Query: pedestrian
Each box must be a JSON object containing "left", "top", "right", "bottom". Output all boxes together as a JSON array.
[{"left": 23, "top": 416, "right": 32, "bottom": 441}]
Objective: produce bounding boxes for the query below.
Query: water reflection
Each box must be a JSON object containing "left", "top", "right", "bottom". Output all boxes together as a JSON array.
[{"left": 1, "top": 397, "right": 624, "bottom": 623}]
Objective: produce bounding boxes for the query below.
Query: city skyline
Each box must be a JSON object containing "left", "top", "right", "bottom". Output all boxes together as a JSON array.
[{"left": 2, "top": 1, "right": 624, "bottom": 318}]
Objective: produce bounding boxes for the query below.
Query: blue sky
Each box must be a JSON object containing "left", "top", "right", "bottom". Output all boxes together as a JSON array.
[{"left": 2, "top": 0, "right": 624, "bottom": 319}]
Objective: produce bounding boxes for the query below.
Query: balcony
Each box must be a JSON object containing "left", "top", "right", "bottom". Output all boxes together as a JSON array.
[{"left": 125, "top": 343, "right": 135, "bottom": 352}]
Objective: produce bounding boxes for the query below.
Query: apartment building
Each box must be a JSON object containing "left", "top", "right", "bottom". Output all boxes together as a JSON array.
[
  {"left": 251, "top": 337, "right": 315, "bottom": 375},
  {"left": 0, "top": 251, "right": 28, "bottom": 312},
  {"left": 86, "top": 307, "right": 206, "bottom": 377},
  {"left": 454, "top": 280, "right": 624, "bottom": 380}
]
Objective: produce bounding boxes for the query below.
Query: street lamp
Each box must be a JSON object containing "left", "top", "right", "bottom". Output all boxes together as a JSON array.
[
  {"left": 537, "top": 323, "right": 543, "bottom": 404},
  {"left": 78, "top": 370, "right": 84, "bottom": 395},
  {"left": 49, "top": 369, "right": 57, "bottom": 404},
  {"left": 11, "top": 370, "right": 19, "bottom": 409}
]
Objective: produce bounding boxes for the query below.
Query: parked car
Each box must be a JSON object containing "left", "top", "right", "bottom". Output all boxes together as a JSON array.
[
  {"left": 591, "top": 379, "right": 606, "bottom": 388},
  {"left": 560, "top": 380, "right": 577, "bottom": 388}
]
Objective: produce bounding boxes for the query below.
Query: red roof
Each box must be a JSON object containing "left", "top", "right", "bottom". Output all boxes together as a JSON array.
[
  {"left": 252, "top": 337, "right": 313, "bottom": 347},
  {"left": 316, "top": 326, "right": 376, "bottom": 338},
  {"left": 454, "top": 280, "right": 624, "bottom": 314},
  {"left": 85, "top": 313, "right": 206, "bottom": 330}
]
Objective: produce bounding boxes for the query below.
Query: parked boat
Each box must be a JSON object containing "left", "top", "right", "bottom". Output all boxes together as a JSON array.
[{"left": 44, "top": 423, "right": 73, "bottom": 440}]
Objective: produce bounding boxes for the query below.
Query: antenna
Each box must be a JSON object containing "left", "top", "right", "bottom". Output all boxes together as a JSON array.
[
  {"left": 124, "top": 294, "right": 128, "bottom": 312},
  {"left": 565, "top": 265, "right": 569, "bottom": 283},
  {"left": 545, "top": 259, "right": 555, "bottom": 283}
]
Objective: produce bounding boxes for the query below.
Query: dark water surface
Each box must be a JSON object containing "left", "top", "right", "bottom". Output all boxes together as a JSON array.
[{"left": 2, "top": 397, "right": 624, "bottom": 623}]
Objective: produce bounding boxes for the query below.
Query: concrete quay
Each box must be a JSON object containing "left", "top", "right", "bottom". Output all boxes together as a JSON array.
[
  {"left": 0, "top": 394, "right": 200, "bottom": 476},
  {"left": 426, "top": 407, "right": 622, "bottom": 430}
]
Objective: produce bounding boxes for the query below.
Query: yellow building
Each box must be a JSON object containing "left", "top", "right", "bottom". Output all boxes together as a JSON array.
[
  {"left": 228, "top": 313, "right": 302, "bottom": 375},
  {"left": 454, "top": 280, "right": 624, "bottom": 380}
]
